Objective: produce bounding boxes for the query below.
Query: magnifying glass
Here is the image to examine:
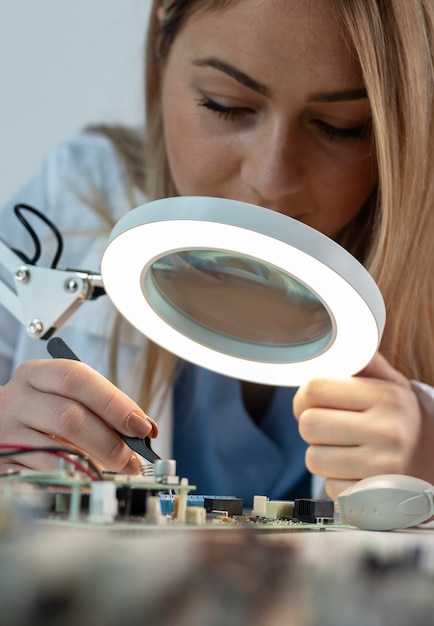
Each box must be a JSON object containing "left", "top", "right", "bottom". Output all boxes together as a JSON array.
[{"left": 100, "top": 196, "right": 385, "bottom": 386}]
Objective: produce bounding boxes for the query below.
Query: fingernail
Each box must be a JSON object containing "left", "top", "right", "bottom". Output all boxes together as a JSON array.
[
  {"left": 146, "top": 416, "right": 159, "bottom": 437},
  {"left": 123, "top": 453, "right": 142, "bottom": 475},
  {"left": 126, "top": 411, "right": 152, "bottom": 437}
]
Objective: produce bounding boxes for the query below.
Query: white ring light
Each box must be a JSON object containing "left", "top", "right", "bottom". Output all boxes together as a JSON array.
[{"left": 101, "top": 196, "right": 385, "bottom": 386}]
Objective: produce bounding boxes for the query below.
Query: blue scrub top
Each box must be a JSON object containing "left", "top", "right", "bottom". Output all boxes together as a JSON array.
[{"left": 173, "top": 363, "right": 311, "bottom": 508}]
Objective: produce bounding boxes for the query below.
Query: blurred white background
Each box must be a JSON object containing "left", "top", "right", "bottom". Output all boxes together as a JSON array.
[{"left": 0, "top": 1, "right": 152, "bottom": 208}]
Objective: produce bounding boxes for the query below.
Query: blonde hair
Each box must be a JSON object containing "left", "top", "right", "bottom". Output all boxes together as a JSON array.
[
  {"left": 95, "top": 0, "right": 434, "bottom": 406},
  {"left": 331, "top": 0, "right": 434, "bottom": 383},
  {"left": 82, "top": 124, "right": 178, "bottom": 411}
]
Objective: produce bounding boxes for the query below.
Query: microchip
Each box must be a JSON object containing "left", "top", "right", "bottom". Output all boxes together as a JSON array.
[
  {"left": 203, "top": 497, "right": 244, "bottom": 517},
  {"left": 293, "top": 499, "right": 334, "bottom": 524}
]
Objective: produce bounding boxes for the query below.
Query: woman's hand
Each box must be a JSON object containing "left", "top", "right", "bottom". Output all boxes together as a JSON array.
[
  {"left": 293, "top": 352, "right": 434, "bottom": 501},
  {"left": 0, "top": 358, "right": 157, "bottom": 474}
]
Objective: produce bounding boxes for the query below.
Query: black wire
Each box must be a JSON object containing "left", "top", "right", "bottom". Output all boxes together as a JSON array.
[
  {"left": 12, "top": 204, "right": 64, "bottom": 269},
  {"left": 0, "top": 446, "right": 103, "bottom": 480}
]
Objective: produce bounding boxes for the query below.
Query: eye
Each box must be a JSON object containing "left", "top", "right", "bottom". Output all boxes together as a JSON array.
[
  {"left": 314, "top": 119, "right": 371, "bottom": 141},
  {"left": 196, "top": 96, "right": 254, "bottom": 121}
]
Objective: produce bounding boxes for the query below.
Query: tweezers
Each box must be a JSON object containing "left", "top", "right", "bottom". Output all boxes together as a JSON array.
[
  {"left": 47, "top": 336, "right": 161, "bottom": 464},
  {"left": 116, "top": 434, "right": 160, "bottom": 463}
]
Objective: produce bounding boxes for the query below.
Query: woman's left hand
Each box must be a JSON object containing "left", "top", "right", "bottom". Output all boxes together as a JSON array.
[{"left": 293, "top": 352, "right": 434, "bottom": 501}]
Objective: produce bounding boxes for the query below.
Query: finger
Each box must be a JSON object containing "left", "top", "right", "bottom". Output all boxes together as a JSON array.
[
  {"left": 357, "top": 351, "right": 409, "bottom": 386},
  {"left": 3, "top": 363, "right": 148, "bottom": 473},
  {"left": 305, "top": 445, "right": 361, "bottom": 480},
  {"left": 0, "top": 434, "right": 68, "bottom": 473},
  {"left": 0, "top": 460, "right": 29, "bottom": 477},
  {"left": 305, "top": 443, "right": 398, "bottom": 480},
  {"left": 0, "top": 427, "right": 97, "bottom": 474},
  {"left": 293, "top": 376, "right": 385, "bottom": 417},
  {"left": 50, "top": 433, "right": 142, "bottom": 475},
  {"left": 17, "top": 360, "right": 158, "bottom": 438},
  {"left": 16, "top": 389, "right": 142, "bottom": 472},
  {"left": 293, "top": 352, "right": 411, "bottom": 420},
  {"left": 325, "top": 478, "right": 357, "bottom": 501},
  {"left": 298, "top": 408, "right": 373, "bottom": 445}
]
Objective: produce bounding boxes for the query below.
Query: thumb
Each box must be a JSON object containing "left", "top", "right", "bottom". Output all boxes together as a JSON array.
[{"left": 357, "top": 351, "right": 409, "bottom": 386}]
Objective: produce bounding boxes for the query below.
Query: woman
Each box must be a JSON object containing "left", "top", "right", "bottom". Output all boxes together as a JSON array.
[{"left": 1, "top": 0, "right": 434, "bottom": 506}]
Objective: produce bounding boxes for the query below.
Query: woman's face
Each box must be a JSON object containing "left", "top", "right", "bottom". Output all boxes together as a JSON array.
[{"left": 160, "top": 0, "right": 377, "bottom": 237}]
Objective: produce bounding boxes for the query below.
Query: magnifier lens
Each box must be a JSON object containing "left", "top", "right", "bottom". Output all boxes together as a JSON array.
[
  {"left": 149, "top": 250, "right": 332, "bottom": 347},
  {"left": 101, "top": 196, "right": 385, "bottom": 384}
]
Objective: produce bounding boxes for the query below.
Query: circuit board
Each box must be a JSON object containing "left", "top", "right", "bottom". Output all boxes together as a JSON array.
[{"left": 0, "top": 465, "right": 340, "bottom": 532}]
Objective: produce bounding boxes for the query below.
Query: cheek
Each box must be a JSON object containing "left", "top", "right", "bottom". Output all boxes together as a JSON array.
[
  {"left": 162, "top": 100, "right": 235, "bottom": 196},
  {"left": 312, "top": 149, "right": 377, "bottom": 234},
  {"left": 161, "top": 73, "right": 241, "bottom": 196},
  {"left": 163, "top": 110, "right": 193, "bottom": 194}
]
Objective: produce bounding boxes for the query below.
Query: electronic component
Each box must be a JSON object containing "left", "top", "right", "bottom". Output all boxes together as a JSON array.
[
  {"left": 116, "top": 485, "right": 149, "bottom": 518},
  {"left": 252, "top": 495, "right": 294, "bottom": 520},
  {"left": 293, "top": 499, "right": 335, "bottom": 524},
  {"left": 252, "top": 495, "right": 334, "bottom": 524},
  {"left": 173, "top": 478, "right": 189, "bottom": 522},
  {"left": 0, "top": 445, "right": 341, "bottom": 531},
  {"left": 203, "top": 497, "right": 244, "bottom": 517},
  {"left": 145, "top": 495, "right": 163, "bottom": 524},
  {"left": 185, "top": 506, "right": 207, "bottom": 525},
  {"left": 89, "top": 481, "right": 117, "bottom": 524}
]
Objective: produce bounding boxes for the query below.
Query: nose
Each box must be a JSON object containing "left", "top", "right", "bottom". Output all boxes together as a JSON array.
[{"left": 240, "top": 123, "right": 303, "bottom": 206}]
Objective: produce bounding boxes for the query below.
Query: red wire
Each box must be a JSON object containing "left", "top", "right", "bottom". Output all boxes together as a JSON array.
[{"left": 0, "top": 444, "right": 99, "bottom": 481}]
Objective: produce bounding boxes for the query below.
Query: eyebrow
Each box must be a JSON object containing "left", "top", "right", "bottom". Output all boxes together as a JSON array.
[
  {"left": 308, "top": 88, "right": 368, "bottom": 103},
  {"left": 193, "top": 57, "right": 368, "bottom": 103},
  {"left": 193, "top": 57, "right": 271, "bottom": 97}
]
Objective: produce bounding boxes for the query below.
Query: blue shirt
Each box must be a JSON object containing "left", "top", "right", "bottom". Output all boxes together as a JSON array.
[{"left": 173, "top": 363, "right": 311, "bottom": 508}]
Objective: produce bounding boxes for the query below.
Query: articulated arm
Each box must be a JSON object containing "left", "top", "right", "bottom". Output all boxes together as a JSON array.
[{"left": 0, "top": 237, "right": 104, "bottom": 340}]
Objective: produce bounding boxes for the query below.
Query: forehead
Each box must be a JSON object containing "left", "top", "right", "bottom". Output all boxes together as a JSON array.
[{"left": 171, "top": 0, "right": 362, "bottom": 90}]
